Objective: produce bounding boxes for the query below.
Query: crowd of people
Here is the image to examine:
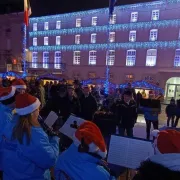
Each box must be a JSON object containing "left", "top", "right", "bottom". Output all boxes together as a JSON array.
[{"left": 0, "top": 78, "right": 179, "bottom": 179}]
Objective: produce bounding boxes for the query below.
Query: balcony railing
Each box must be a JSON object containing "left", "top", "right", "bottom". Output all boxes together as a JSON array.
[{"left": 26, "top": 62, "right": 66, "bottom": 71}]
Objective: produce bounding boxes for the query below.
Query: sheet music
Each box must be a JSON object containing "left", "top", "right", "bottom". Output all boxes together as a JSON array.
[
  {"left": 44, "top": 111, "right": 58, "bottom": 127},
  {"left": 59, "top": 115, "right": 85, "bottom": 139},
  {"left": 107, "top": 135, "right": 154, "bottom": 169}
]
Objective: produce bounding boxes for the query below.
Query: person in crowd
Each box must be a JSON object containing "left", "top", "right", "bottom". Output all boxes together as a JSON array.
[
  {"left": 80, "top": 86, "right": 98, "bottom": 120},
  {"left": 174, "top": 99, "right": 180, "bottom": 127},
  {"left": 123, "top": 82, "right": 137, "bottom": 101},
  {"left": 12, "top": 78, "right": 27, "bottom": 94},
  {"left": 67, "top": 85, "right": 81, "bottom": 117},
  {"left": 141, "top": 89, "right": 146, "bottom": 99},
  {"left": 35, "top": 80, "right": 46, "bottom": 108},
  {"left": 140, "top": 99, "right": 161, "bottom": 140},
  {"left": 73, "top": 80, "right": 84, "bottom": 101},
  {"left": 55, "top": 121, "right": 115, "bottom": 180},
  {"left": 166, "top": 98, "right": 176, "bottom": 127},
  {"left": 116, "top": 90, "right": 137, "bottom": 137},
  {"left": 156, "top": 92, "right": 164, "bottom": 102},
  {"left": 50, "top": 81, "right": 58, "bottom": 99},
  {"left": 1, "top": 93, "right": 59, "bottom": 179},
  {"left": 136, "top": 91, "right": 142, "bottom": 109},
  {"left": 0, "top": 86, "right": 16, "bottom": 178},
  {"left": 44, "top": 81, "right": 50, "bottom": 101},
  {"left": 133, "top": 129, "right": 180, "bottom": 180}
]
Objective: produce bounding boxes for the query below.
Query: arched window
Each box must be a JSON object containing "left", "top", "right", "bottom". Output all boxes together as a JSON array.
[
  {"left": 126, "top": 49, "right": 136, "bottom": 66},
  {"left": 146, "top": 49, "right": 157, "bottom": 67},
  {"left": 174, "top": 49, "right": 180, "bottom": 67}
]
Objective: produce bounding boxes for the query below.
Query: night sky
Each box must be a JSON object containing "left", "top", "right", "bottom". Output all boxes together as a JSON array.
[{"left": 0, "top": 0, "right": 152, "bottom": 17}]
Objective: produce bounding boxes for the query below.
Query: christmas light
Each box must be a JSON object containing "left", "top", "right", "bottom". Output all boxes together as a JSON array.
[
  {"left": 1, "top": 71, "right": 21, "bottom": 79},
  {"left": 119, "top": 80, "right": 164, "bottom": 94},
  {"left": 29, "top": 40, "right": 180, "bottom": 51},
  {"left": 29, "top": 19, "right": 180, "bottom": 37},
  {"left": 29, "top": 0, "right": 180, "bottom": 23},
  {"left": 22, "top": 24, "right": 27, "bottom": 77}
]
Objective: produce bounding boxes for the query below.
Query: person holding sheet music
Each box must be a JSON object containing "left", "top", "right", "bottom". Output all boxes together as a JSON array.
[
  {"left": 116, "top": 90, "right": 137, "bottom": 137},
  {"left": 1, "top": 93, "right": 59, "bottom": 180},
  {"left": 55, "top": 121, "right": 116, "bottom": 180},
  {"left": 133, "top": 129, "right": 180, "bottom": 180}
]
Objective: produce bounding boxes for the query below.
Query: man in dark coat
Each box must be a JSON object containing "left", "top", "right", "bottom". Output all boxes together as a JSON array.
[
  {"left": 116, "top": 90, "right": 137, "bottom": 137},
  {"left": 80, "top": 86, "right": 98, "bottom": 121}
]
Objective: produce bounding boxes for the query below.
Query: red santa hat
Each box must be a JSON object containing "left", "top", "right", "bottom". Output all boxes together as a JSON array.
[
  {"left": 152, "top": 129, "right": 180, "bottom": 154},
  {"left": 15, "top": 93, "right": 40, "bottom": 115},
  {"left": 0, "top": 86, "right": 16, "bottom": 101},
  {"left": 73, "top": 121, "right": 107, "bottom": 158},
  {"left": 12, "top": 79, "right": 27, "bottom": 89}
]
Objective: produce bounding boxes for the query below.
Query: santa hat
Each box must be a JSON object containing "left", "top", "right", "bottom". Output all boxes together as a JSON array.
[
  {"left": 15, "top": 93, "right": 40, "bottom": 115},
  {"left": 0, "top": 86, "right": 16, "bottom": 101},
  {"left": 152, "top": 129, "right": 180, "bottom": 154},
  {"left": 73, "top": 121, "right": 107, "bottom": 158},
  {"left": 12, "top": 79, "right": 27, "bottom": 89}
]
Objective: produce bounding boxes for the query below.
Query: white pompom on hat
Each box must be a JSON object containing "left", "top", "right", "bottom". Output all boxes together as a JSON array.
[
  {"left": 73, "top": 121, "right": 107, "bottom": 158},
  {"left": 0, "top": 86, "right": 16, "bottom": 101},
  {"left": 12, "top": 79, "right": 27, "bottom": 89},
  {"left": 15, "top": 93, "right": 40, "bottom": 115}
]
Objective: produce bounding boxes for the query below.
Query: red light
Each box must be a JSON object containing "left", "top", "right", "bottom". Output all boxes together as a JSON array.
[{"left": 12, "top": 59, "right": 17, "bottom": 65}]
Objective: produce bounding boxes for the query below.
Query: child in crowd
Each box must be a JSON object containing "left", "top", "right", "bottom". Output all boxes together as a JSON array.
[{"left": 166, "top": 98, "right": 176, "bottom": 127}]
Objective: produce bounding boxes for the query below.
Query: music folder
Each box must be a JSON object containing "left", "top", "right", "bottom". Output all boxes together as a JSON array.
[
  {"left": 44, "top": 111, "right": 58, "bottom": 128},
  {"left": 107, "top": 135, "right": 154, "bottom": 169}
]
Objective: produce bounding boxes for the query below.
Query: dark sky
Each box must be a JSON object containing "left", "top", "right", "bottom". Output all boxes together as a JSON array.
[{"left": 0, "top": 0, "right": 152, "bottom": 17}]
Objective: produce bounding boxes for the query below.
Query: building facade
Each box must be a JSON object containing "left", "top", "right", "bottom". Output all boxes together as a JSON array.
[
  {"left": 28, "top": 0, "right": 180, "bottom": 99},
  {"left": 0, "top": 12, "right": 24, "bottom": 73}
]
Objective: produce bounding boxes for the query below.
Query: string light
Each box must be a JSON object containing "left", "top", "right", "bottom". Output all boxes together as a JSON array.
[
  {"left": 29, "top": 19, "right": 180, "bottom": 37},
  {"left": 29, "top": 0, "right": 180, "bottom": 23},
  {"left": 1, "top": 71, "right": 21, "bottom": 79},
  {"left": 22, "top": 24, "right": 27, "bottom": 77},
  {"left": 29, "top": 40, "right": 180, "bottom": 51}
]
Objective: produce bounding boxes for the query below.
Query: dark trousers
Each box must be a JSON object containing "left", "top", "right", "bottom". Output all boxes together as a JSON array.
[
  {"left": 146, "top": 120, "right": 158, "bottom": 140},
  {"left": 0, "top": 171, "right": 2, "bottom": 180},
  {"left": 167, "top": 116, "right": 175, "bottom": 127},
  {"left": 174, "top": 116, "right": 180, "bottom": 127},
  {"left": 118, "top": 127, "right": 133, "bottom": 137}
]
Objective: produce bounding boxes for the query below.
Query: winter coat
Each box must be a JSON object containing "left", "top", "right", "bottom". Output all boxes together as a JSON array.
[
  {"left": 176, "top": 107, "right": 180, "bottom": 117},
  {"left": 166, "top": 104, "right": 176, "bottom": 117},
  {"left": 1, "top": 122, "right": 59, "bottom": 180},
  {"left": 55, "top": 143, "right": 115, "bottom": 180},
  {"left": 116, "top": 100, "right": 137, "bottom": 128},
  {"left": 80, "top": 94, "right": 98, "bottom": 120},
  {"left": 140, "top": 107, "right": 160, "bottom": 121}
]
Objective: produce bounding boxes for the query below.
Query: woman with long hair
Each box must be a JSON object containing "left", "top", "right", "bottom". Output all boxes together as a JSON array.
[{"left": 1, "top": 93, "right": 59, "bottom": 180}]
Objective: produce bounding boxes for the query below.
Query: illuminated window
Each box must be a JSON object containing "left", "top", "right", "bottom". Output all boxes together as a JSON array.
[
  {"left": 33, "top": 38, "right": 37, "bottom": 46},
  {"left": 92, "top": 17, "right": 97, "bottom": 26},
  {"left": 44, "top": 22, "right": 49, "bottom": 30},
  {"left": 56, "top": 21, "right": 61, "bottom": 29},
  {"left": 174, "top": 49, "right": 180, "bottom": 67},
  {"left": 110, "top": 14, "right": 116, "bottom": 24},
  {"left": 129, "top": 31, "right": 136, "bottom": 42},
  {"left": 32, "top": 52, "right": 38, "bottom": 68},
  {"left": 91, "top": 33, "right": 97, "bottom": 43},
  {"left": 146, "top": 49, "right": 157, "bottom": 67},
  {"left": 44, "top": 37, "right": 48, "bottom": 45},
  {"left": 73, "top": 51, "right": 80, "bottom": 65},
  {"left": 43, "top": 52, "right": 49, "bottom": 68},
  {"left": 75, "top": 35, "right": 80, "bottom": 44},
  {"left": 131, "top": 12, "right": 138, "bottom": 22},
  {"left": 126, "top": 50, "right": 136, "bottom": 66},
  {"left": 33, "top": 23, "right": 37, "bottom": 31},
  {"left": 109, "top": 32, "right": 115, "bottom": 43},
  {"left": 76, "top": 18, "right": 81, "bottom": 27},
  {"left": 150, "top": 29, "right": 158, "bottom": 41},
  {"left": 152, "top": 10, "right": 159, "bottom": 21},
  {"left": 56, "top": 36, "right": 61, "bottom": 45},
  {"left": 89, "top": 51, "right": 97, "bottom": 65},
  {"left": 106, "top": 50, "right": 115, "bottom": 66},
  {"left": 54, "top": 51, "right": 61, "bottom": 69}
]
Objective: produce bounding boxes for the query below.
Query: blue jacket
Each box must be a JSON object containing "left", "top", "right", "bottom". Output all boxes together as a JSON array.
[
  {"left": 140, "top": 107, "right": 159, "bottom": 121},
  {"left": 55, "top": 143, "right": 115, "bottom": 180},
  {"left": 1, "top": 121, "right": 59, "bottom": 180}
]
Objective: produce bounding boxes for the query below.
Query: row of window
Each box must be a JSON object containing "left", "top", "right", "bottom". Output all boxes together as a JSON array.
[
  {"left": 32, "top": 29, "right": 159, "bottom": 46},
  {"left": 31, "top": 49, "right": 180, "bottom": 68},
  {"left": 32, "top": 10, "right": 160, "bottom": 31}
]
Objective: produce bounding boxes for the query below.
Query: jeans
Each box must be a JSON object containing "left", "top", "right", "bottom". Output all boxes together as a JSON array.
[
  {"left": 118, "top": 127, "right": 133, "bottom": 137},
  {"left": 167, "top": 116, "right": 175, "bottom": 127},
  {"left": 174, "top": 117, "right": 180, "bottom": 127},
  {"left": 146, "top": 120, "right": 158, "bottom": 140}
]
